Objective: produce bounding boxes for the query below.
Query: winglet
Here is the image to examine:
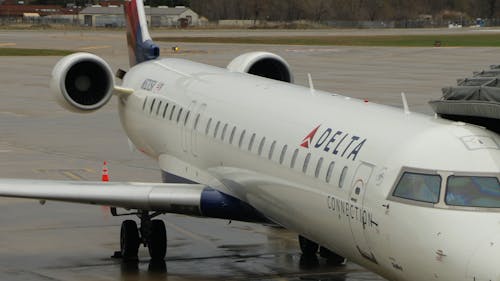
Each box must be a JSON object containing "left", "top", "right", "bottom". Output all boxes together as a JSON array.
[{"left": 124, "top": 0, "right": 160, "bottom": 66}]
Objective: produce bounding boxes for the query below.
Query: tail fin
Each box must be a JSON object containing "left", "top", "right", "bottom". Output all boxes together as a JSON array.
[{"left": 123, "top": 0, "right": 160, "bottom": 66}]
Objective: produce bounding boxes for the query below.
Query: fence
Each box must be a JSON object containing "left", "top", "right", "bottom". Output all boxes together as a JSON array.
[{"left": 1, "top": 16, "right": 500, "bottom": 28}]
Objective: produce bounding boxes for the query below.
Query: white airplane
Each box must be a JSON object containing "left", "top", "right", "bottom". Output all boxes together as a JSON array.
[{"left": 1, "top": 1, "right": 500, "bottom": 281}]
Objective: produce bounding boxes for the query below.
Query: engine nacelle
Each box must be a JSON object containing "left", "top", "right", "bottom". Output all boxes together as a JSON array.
[
  {"left": 227, "top": 52, "right": 294, "bottom": 83},
  {"left": 50, "top": 52, "right": 114, "bottom": 113}
]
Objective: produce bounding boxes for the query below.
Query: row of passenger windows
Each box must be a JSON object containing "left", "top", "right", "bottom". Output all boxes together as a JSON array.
[
  {"left": 143, "top": 97, "right": 193, "bottom": 126},
  {"left": 142, "top": 96, "right": 349, "bottom": 189},
  {"left": 204, "top": 119, "right": 350, "bottom": 188}
]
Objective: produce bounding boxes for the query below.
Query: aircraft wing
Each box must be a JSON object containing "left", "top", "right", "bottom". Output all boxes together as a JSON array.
[{"left": 0, "top": 179, "right": 205, "bottom": 215}]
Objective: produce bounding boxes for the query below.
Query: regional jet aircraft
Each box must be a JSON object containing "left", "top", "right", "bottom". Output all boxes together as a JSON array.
[{"left": 1, "top": 0, "right": 499, "bottom": 280}]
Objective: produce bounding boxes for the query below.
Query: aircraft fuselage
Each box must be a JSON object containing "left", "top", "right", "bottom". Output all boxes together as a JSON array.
[{"left": 118, "top": 58, "right": 500, "bottom": 281}]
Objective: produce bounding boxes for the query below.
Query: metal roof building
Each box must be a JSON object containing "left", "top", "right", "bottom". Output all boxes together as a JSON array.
[{"left": 79, "top": 5, "right": 199, "bottom": 27}]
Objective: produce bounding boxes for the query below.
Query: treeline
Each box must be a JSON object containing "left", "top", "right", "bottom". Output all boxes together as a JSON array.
[
  {"left": 25, "top": 0, "right": 500, "bottom": 22},
  {"left": 189, "top": 0, "right": 499, "bottom": 21},
  {"left": 144, "top": 0, "right": 190, "bottom": 8}
]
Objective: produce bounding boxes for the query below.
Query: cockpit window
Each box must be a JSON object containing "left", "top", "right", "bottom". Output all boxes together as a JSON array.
[
  {"left": 445, "top": 176, "right": 500, "bottom": 208},
  {"left": 393, "top": 172, "right": 441, "bottom": 203}
]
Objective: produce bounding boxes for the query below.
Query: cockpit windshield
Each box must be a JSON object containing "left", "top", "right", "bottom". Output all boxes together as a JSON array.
[
  {"left": 392, "top": 172, "right": 441, "bottom": 204},
  {"left": 445, "top": 176, "right": 500, "bottom": 208}
]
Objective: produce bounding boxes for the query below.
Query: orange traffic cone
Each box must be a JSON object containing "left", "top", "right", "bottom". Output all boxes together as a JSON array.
[
  {"left": 102, "top": 161, "right": 109, "bottom": 182},
  {"left": 101, "top": 161, "right": 110, "bottom": 218}
]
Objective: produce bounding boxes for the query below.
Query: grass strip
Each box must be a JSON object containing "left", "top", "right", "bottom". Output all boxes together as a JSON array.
[
  {"left": 156, "top": 34, "right": 500, "bottom": 47},
  {"left": 0, "top": 48, "right": 73, "bottom": 56}
]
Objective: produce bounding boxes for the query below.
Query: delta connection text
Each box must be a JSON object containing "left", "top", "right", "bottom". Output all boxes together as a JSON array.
[{"left": 326, "top": 194, "right": 377, "bottom": 229}]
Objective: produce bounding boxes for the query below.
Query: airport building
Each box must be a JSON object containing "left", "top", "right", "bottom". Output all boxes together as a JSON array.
[
  {"left": 0, "top": 4, "right": 80, "bottom": 24},
  {"left": 79, "top": 5, "right": 200, "bottom": 27}
]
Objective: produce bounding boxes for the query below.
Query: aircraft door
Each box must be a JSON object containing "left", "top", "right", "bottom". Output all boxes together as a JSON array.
[{"left": 349, "top": 162, "right": 378, "bottom": 264}]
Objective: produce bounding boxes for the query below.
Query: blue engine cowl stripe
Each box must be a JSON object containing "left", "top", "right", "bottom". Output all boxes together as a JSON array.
[
  {"left": 200, "top": 188, "right": 270, "bottom": 223},
  {"left": 161, "top": 170, "right": 270, "bottom": 223}
]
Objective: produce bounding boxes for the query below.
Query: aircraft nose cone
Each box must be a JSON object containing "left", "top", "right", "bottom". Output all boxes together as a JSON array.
[{"left": 467, "top": 234, "right": 500, "bottom": 281}]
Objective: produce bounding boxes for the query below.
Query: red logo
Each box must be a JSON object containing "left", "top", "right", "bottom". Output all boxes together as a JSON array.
[{"left": 300, "top": 125, "right": 321, "bottom": 148}]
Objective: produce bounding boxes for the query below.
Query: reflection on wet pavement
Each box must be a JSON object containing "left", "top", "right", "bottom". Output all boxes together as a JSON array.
[
  {"left": 0, "top": 201, "right": 386, "bottom": 281},
  {"left": 117, "top": 254, "right": 382, "bottom": 281}
]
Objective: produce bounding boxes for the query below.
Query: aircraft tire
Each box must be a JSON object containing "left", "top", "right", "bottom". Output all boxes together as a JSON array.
[
  {"left": 298, "top": 235, "right": 319, "bottom": 256},
  {"left": 319, "top": 246, "right": 345, "bottom": 265},
  {"left": 148, "top": 219, "right": 167, "bottom": 260},
  {"left": 120, "top": 220, "right": 140, "bottom": 260}
]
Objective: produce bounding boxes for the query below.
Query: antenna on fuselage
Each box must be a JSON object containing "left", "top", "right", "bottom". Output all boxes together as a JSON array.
[
  {"left": 307, "top": 73, "right": 315, "bottom": 94},
  {"left": 401, "top": 92, "right": 411, "bottom": 114}
]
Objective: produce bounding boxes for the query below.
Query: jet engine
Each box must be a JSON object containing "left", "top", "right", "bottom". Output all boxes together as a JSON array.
[
  {"left": 50, "top": 52, "right": 114, "bottom": 113},
  {"left": 227, "top": 52, "right": 294, "bottom": 83}
]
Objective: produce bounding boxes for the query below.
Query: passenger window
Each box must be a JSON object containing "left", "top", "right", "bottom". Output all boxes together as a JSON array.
[
  {"left": 315, "top": 157, "right": 324, "bottom": 178},
  {"left": 176, "top": 108, "right": 183, "bottom": 123},
  {"left": 248, "top": 133, "right": 256, "bottom": 151},
  {"left": 290, "top": 148, "right": 299, "bottom": 168},
  {"left": 169, "top": 105, "right": 176, "bottom": 120},
  {"left": 162, "top": 103, "right": 169, "bottom": 118},
  {"left": 303, "top": 153, "right": 311, "bottom": 173},
  {"left": 326, "top": 161, "right": 335, "bottom": 183},
  {"left": 229, "top": 126, "right": 236, "bottom": 144},
  {"left": 279, "top": 145, "right": 288, "bottom": 164},
  {"left": 214, "top": 121, "right": 221, "bottom": 138},
  {"left": 184, "top": 111, "right": 190, "bottom": 126},
  {"left": 258, "top": 137, "right": 266, "bottom": 156},
  {"left": 393, "top": 172, "right": 441, "bottom": 203},
  {"left": 339, "top": 166, "right": 348, "bottom": 188},
  {"left": 156, "top": 101, "right": 162, "bottom": 115},
  {"left": 221, "top": 124, "right": 228, "bottom": 141},
  {"left": 445, "top": 176, "right": 500, "bottom": 208},
  {"left": 142, "top": 97, "right": 148, "bottom": 111},
  {"left": 268, "top": 141, "right": 276, "bottom": 160},
  {"left": 150, "top": 99, "right": 156, "bottom": 114},
  {"left": 238, "top": 130, "right": 246, "bottom": 148},
  {"left": 194, "top": 114, "right": 200, "bottom": 130},
  {"left": 205, "top": 118, "right": 212, "bottom": 135}
]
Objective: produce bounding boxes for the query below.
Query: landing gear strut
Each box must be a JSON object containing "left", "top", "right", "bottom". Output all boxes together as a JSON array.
[
  {"left": 114, "top": 208, "right": 167, "bottom": 261},
  {"left": 319, "top": 246, "right": 346, "bottom": 265},
  {"left": 299, "top": 235, "right": 319, "bottom": 256},
  {"left": 298, "top": 235, "right": 346, "bottom": 265}
]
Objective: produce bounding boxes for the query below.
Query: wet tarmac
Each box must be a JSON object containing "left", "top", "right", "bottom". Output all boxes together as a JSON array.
[
  {"left": 0, "top": 199, "right": 386, "bottom": 281},
  {"left": 1, "top": 29, "right": 500, "bottom": 280}
]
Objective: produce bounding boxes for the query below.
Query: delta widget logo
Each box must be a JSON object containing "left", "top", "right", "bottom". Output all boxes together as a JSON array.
[{"left": 300, "top": 125, "right": 321, "bottom": 148}]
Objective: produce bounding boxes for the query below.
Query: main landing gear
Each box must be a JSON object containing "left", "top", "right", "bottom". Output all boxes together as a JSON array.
[
  {"left": 298, "top": 235, "right": 346, "bottom": 265},
  {"left": 113, "top": 209, "right": 167, "bottom": 261}
]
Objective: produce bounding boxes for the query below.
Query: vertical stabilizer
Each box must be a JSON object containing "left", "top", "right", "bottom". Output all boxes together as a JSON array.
[{"left": 124, "top": 0, "right": 160, "bottom": 66}]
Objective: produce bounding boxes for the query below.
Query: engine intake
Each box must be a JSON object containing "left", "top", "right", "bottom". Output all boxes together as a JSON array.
[
  {"left": 227, "top": 52, "right": 294, "bottom": 83},
  {"left": 50, "top": 53, "right": 114, "bottom": 113}
]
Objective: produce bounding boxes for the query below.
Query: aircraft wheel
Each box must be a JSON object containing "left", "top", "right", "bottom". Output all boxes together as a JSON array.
[
  {"left": 319, "top": 246, "right": 346, "bottom": 265},
  {"left": 298, "top": 235, "right": 319, "bottom": 256},
  {"left": 148, "top": 219, "right": 167, "bottom": 260},
  {"left": 120, "top": 220, "right": 140, "bottom": 260}
]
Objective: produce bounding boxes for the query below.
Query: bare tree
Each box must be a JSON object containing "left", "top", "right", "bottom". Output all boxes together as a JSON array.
[
  {"left": 362, "top": 0, "right": 386, "bottom": 20},
  {"left": 189, "top": 0, "right": 500, "bottom": 22}
]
